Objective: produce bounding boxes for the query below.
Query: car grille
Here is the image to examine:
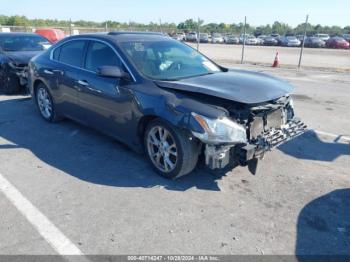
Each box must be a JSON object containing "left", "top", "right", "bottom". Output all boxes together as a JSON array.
[{"left": 250, "top": 109, "right": 284, "bottom": 140}]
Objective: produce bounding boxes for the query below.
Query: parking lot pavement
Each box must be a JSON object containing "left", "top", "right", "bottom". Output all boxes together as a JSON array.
[
  {"left": 190, "top": 43, "right": 350, "bottom": 71},
  {"left": 0, "top": 66, "right": 349, "bottom": 255}
]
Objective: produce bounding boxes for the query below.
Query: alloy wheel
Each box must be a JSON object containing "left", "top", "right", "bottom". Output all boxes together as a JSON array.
[
  {"left": 146, "top": 126, "right": 178, "bottom": 173},
  {"left": 37, "top": 87, "right": 52, "bottom": 119}
]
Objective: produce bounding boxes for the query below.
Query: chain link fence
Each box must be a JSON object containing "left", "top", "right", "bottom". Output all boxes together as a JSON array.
[{"left": 1, "top": 22, "right": 349, "bottom": 71}]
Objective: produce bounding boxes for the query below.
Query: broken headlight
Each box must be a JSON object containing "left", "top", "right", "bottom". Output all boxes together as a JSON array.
[
  {"left": 284, "top": 98, "right": 295, "bottom": 123},
  {"left": 191, "top": 112, "right": 247, "bottom": 145},
  {"left": 8, "top": 61, "right": 19, "bottom": 69}
]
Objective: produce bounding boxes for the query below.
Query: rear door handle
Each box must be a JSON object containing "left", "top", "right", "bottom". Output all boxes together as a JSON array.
[{"left": 87, "top": 86, "right": 102, "bottom": 93}]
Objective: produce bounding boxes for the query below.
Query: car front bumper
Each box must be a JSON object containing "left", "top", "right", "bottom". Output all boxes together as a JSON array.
[
  {"left": 9, "top": 66, "right": 29, "bottom": 86},
  {"left": 204, "top": 118, "right": 307, "bottom": 170}
]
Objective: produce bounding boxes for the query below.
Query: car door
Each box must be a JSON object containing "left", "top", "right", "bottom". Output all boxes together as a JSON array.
[
  {"left": 48, "top": 40, "right": 88, "bottom": 120},
  {"left": 75, "top": 40, "right": 135, "bottom": 141}
]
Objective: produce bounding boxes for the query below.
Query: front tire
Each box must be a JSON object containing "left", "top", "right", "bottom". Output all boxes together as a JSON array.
[
  {"left": 35, "top": 83, "right": 60, "bottom": 122},
  {"left": 144, "top": 119, "right": 200, "bottom": 179}
]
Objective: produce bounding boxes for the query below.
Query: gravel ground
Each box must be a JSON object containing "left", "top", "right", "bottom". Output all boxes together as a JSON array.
[
  {"left": 189, "top": 43, "right": 350, "bottom": 71},
  {"left": 0, "top": 65, "right": 349, "bottom": 256}
]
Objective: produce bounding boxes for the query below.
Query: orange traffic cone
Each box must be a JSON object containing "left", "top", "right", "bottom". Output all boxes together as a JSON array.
[{"left": 272, "top": 52, "right": 279, "bottom": 67}]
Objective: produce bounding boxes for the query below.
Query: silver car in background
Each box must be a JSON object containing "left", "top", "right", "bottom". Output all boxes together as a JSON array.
[
  {"left": 186, "top": 32, "right": 197, "bottom": 42},
  {"left": 281, "top": 36, "right": 301, "bottom": 47},
  {"left": 224, "top": 34, "right": 239, "bottom": 44}
]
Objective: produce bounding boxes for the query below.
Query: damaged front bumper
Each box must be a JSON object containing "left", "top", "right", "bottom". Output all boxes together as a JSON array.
[
  {"left": 12, "top": 67, "right": 29, "bottom": 86},
  {"left": 204, "top": 118, "right": 307, "bottom": 170}
]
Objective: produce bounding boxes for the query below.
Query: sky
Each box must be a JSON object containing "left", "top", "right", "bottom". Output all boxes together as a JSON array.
[{"left": 1, "top": 0, "right": 349, "bottom": 27}]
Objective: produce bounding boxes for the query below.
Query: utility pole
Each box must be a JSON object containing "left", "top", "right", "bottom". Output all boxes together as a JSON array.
[
  {"left": 69, "top": 18, "right": 72, "bottom": 36},
  {"left": 241, "top": 16, "right": 247, "bottom": 64},
  {"left": 105, "top": 22, "right": 108, "bottom": 32},
  {"left": 197, "top": 17, "right": 200, "bottom": 51},
  {"left": 159, "top": 18, "right": 163, "bottom": 33},
  {"left": 298, "top": 15, "right": 309, "bottom": 69}
]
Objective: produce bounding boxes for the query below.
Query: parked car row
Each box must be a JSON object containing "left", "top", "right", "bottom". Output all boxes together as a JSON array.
[{"left": 172, "top": 32, "right": 350, "bottom": 49}]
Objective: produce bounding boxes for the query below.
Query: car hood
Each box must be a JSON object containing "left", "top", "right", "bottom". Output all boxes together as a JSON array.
[
  {"left": 155, "top": 69, "right": 294, "bottom": 104},
  {"left": 5, "top": 51, "right": 42, "bottom": 65}
]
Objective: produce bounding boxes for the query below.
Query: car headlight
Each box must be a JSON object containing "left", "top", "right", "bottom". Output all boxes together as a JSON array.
[
  {"left": 191, "top": 112, "right": 247, "bottom": 144},
  {"left": 289, "top": 98, "right": 294, "bottom": 109},
  {"left": 8, "top": 61, "right": 18, "bottom": 69}
]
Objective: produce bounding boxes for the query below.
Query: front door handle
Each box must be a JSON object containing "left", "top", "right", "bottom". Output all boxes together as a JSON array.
[
  {"left": 44, "top": 69, "right": 64, "bottom": 75},
  {"left": 76, "top": 80, "right": 102, "bottom": 93},
  {"left": 43, "top": 69, "right": 54, "bottom": 75},
  {"left": 77, "top": 80, "right": 89, "bottom": 86}
]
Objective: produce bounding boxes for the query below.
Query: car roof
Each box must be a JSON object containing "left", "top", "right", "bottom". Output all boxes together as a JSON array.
[
  {"left": 65, "top": 31, "right": 171, "bottom": 43},
  {"left": 0, "top": 32, "right": 41, "bottom": 37}
]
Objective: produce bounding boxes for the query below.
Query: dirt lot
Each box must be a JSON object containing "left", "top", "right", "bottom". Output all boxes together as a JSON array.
[
  {"left": 189, "top": 43, "right": 350, "bottom": 71},
  {"left": 0, "top": 65, "right": 349, "bottom": 257}
]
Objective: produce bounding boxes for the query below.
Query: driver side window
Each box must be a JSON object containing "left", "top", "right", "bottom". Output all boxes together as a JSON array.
[{"left": 85, "top": 41, "right": 121, "bottom": 73}]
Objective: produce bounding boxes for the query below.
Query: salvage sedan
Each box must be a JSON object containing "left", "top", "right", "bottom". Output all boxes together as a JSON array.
[
  {"left": 28, "top": 32, "right": 306, "bottom": 178},
  {"left": 0, "top": 33, "right": 51, "bottom": 94}
]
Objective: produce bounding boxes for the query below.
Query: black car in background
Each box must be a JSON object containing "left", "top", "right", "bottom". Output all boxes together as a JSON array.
[
  {"left": 28, "top": 32, "right": 305, "bottom": 178},
  {"left": 262, "top": 36, "right": 279, "bottom": 46},
  {"left": 304, "top": 37, "right": 326, "bottom": 48},
  {"left": 0, "top": 33, "right": 51, "bottom": 94},
  {"left": 199, "top": 33, "right": 209, "bottom": 43}
]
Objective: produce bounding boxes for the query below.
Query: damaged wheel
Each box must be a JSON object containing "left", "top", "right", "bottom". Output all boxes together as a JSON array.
[{"left": 144, "top": 119, "right": 199, "bottom": 179}]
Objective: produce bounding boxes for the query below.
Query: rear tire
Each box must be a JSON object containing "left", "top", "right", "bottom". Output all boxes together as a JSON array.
[
  {"left": 144, "top": 119, "right": 200, "bottom": 179},
  {"left": 35, "top": 83, "right": 61, "bottom": 122}
]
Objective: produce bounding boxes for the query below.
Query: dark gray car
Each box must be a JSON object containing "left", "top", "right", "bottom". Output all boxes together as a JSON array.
[
  {"left": 0, "top": 33, "right": 51, "bottom": 94},
  {"left": 28, "top": 32, "right": 306, "bottom": 178},
  {"left": 304, "top": 37, "right": 326, "bottom": 48}
]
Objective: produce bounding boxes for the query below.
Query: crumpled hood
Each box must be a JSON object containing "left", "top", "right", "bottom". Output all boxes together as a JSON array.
[
  {"left": 155, "top": 69, "right": 294, "bottom": 104},
  {"left": 5, "top": 51, "right": 42, "bottom": 65}
]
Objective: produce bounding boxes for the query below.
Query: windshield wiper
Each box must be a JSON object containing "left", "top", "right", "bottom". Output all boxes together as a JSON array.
[
  {"left": 157, "top": 78, "right": 180, "bottom": 82},
  {"left": 177, "top": 72, "right": 215, "bottom": 80}
]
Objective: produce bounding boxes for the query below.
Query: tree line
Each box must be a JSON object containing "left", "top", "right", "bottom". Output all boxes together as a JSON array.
[{"left": 1, "top": 15, "right": 349, "bottom": 36}]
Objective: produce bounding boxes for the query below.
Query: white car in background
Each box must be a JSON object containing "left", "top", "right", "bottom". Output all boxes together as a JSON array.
[
  {"left": 211, "top": 33, "right": 224, "bottom": 44},
  {"left": 257, "top": 35, "right": 267, "bottom": 45},
  {"left": 172, "top": 33, "right": 185, "bottom": 41},
  {"left": 314, "top": 33, "right": 330, "bottom": 42},
  {"left": 245, "top": 35, "right": 259, "bottom": 45}
]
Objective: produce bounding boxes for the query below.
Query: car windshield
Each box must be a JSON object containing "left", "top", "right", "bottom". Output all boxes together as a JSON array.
[
  {"left": 119, "top": 40, "right": 222, "bottom": 81},
  {"left": 0, "top": 35, "right": 51, "bottom": 52}
]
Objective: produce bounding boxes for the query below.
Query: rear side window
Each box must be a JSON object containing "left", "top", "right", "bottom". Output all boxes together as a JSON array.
[
  {"left": 58, "top": 40, "right": 86, "bottom": 67},
  {"left": 85, "top": 41, "right": 120, "bottom": 72},
  {"left": 52, "top": 47, "right": 61, "bottom": 60}
]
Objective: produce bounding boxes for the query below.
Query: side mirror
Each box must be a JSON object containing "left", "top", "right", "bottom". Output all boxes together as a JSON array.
[{"left": 97, "top": 66, "right": 130, "bottom": 79}]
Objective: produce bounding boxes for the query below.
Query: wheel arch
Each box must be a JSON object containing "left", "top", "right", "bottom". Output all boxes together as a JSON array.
[{"left": 32, "top": 79, "right": 45, "bottom": 97}]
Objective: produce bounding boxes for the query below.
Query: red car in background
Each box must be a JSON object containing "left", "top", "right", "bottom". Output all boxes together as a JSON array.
[
  {"left": 326, "top": 37, "right": 349, "bottom": 49},
  {"left": 35, "top": 28, "right": 65, "bottom": 43}
]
